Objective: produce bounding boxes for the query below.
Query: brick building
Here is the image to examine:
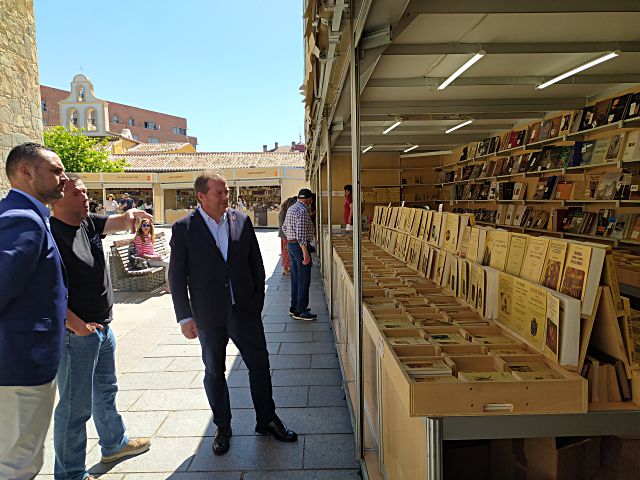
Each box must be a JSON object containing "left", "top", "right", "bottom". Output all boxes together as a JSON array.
[{"left": 40, "top": 76, "right": 197, "bottom": 147}]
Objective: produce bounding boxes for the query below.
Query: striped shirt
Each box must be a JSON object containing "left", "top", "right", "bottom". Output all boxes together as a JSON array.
[
  {"left": 134, "top": 235, "right": 156, "bottom": 256},
  {"left": 282, "top": 200, "right": 314, "bottom": 244}
]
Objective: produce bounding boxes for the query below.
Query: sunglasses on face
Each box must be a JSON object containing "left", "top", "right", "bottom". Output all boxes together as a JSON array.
[{"left": 141, "top": 223, "right": 151, "bottom": 227}]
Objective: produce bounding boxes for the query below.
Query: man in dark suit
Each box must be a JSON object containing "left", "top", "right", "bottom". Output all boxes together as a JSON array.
[
  {"left": 0, "top": 143, "right": 69, "bottom": 479},
  {"left": 169, "top": 172, "right": 297, "bottom": 456}
]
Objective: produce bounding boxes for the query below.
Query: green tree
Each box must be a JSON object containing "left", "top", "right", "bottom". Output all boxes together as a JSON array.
[{"left": 43, "top": 126, "right": 128, "bottom": 173}]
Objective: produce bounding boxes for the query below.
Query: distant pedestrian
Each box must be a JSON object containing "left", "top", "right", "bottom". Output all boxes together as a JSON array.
[
  {"left": 0, "top": 143, "right": 69, "bottom": 480},
  {"left": 344, "top": 184, "right": 353, "bottom": 231},
  {"left": 104, "top": 194, "right": 118, "bottom": 216},
  {"left": 282, "top": 188, "right": 317, "bottom": 321},
  {"left": 236, "top": 195, "right": 246, "bottom": 211},
  {"left": 278, "top": 196, "right": 297, "bottom": 275}
]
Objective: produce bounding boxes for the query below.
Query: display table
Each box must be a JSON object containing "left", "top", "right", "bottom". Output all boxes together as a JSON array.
[{"left": 328, "top": 242, "right": 640, "bottom": 480}]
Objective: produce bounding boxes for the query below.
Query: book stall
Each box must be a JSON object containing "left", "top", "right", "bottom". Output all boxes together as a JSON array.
[{"left": 303, "top": 2, "right": 640, "bottom": 478}]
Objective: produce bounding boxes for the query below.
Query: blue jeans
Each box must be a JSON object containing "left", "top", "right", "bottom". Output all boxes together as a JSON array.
[
  {"left": 54, "top": 326, "right": 128, "bottom": 480},
  {"left": 287, "top": 242, "right": 312, "bottom": 313}
]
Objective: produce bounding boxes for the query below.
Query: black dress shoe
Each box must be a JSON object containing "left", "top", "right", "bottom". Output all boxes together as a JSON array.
[
  {"left": 255, "top": 418, "right": 298, "bottom": 442},
  {"left": 212, "top": 426, "right": 232, "bottom": 455}
]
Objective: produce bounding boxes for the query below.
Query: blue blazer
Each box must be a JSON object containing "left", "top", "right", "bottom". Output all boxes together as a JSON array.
[
  {"left": 169, "top": 208, "right": 266, "bottom": 329},
  {"left": 0, "top": 190, "right": 68, "bottom": 386}
]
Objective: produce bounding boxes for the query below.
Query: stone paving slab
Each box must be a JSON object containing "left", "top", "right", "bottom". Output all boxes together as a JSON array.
[
  {"left": 308, "top": 386, "right": 348, "bottom": 407},
  {"left": 187, "top": 435, "right": 304, "bottom": 471},
  {"left": 310, "top": 354, "right": 340, "bottom": 369},
  {"left": 271, "top": 369, "right": 342, "bottom": 387},
  {"left": 243, "top": 470, "right": 360, "bottom": 480},
  {"left": 279, "top": 342, "right": 339, "bottom": 355},
  {"left": 238, "top": 354, "right": 312, "bottom": 370},
  {"left": 303, "top": 434, "right": 359, "bottom": 469}
]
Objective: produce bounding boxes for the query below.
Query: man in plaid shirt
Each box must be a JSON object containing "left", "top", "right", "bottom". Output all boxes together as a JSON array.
[{"left": 282, "top": 189, "right": 317, "bottom": 321}]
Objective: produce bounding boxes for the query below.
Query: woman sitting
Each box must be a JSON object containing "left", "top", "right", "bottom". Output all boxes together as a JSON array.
[{"left": 134, "top": 219, "right": 170, "bottom": 292}]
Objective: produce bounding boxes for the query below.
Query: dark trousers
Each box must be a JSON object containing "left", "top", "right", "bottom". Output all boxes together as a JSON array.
[
  {"left": 287, "top": 242, "right": 312, "bottom": 313},
  {"left": 197, "top": 308, "right": 276, "bottom": 428}
]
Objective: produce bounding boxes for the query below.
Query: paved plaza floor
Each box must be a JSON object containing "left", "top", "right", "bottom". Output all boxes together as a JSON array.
[{"left": 36, "top": 228, "right": 359, "bottom": 479}]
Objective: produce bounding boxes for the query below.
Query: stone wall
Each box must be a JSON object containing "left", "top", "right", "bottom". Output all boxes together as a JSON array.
[{"left": 0, "top": 0, "right": 43, "bottom": 197}]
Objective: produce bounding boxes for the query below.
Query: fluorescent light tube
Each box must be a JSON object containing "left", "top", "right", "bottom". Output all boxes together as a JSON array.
[
  {"left": 438, "top": 50, "right": 485, "bottom": 90},
  {"left": 383, "top": 120, "right": 402, "bottom": 134},
  {"left": 362, "top": 145, "right": 373, "bottom": 153},
  {"left": 445, "top": 119, "right": 473, "bottom": 134},
  {"left": 403, "top": 145, "right": 419, "bottom": 153},
  {"left": 537, "top": 51, "right": 619, "bottom": 89}
]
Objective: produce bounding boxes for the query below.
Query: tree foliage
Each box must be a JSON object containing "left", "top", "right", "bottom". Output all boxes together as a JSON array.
[{"left": 43, "top": 126, "right": 128, "bottom": 173}]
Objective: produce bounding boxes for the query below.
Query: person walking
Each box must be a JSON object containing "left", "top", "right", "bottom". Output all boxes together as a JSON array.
[
  {"left": 278, "top": 196, "right": 296, "bottom": 275},
  {"left": 50, "top": 175, "right": 152, "bottom": 480},
  {"left": 169, "top": 172, "right": 297, "bottom": 456},
  {"left": 0, "top": 143, "right": 69, "bottom": 480},
  {"left": 282, "top": 188, "right": 317, "bottom": 321}
]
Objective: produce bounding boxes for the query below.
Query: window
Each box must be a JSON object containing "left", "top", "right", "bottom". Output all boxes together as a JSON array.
[
  {"left": 132, "top": 134, "right": 140, "bottom": 140},
  {"left": 41, "top": 100, "right": 47, "bottom": 112},
  {"left": 112, "top": 114, "right": 119, "bottom": 123},
  {"left": 128, "top": 118, "right": 135, "bottom": 126},
  {"left": 173, "top": 127, "right": 187, "bottom": 135},
  {"left": 148, "top": 137, "right": 160, "bottom": 143},
  {"left": 144, "top": 121, "right": 158, "bottom": 130}
]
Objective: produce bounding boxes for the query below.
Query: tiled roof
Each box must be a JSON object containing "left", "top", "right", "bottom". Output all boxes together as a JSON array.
[
  {"left": 126, "top": 142, "right": 192, "bottom": 153},
  {"left": 112, "top": 151, "right": 305, "bottom": 172}
]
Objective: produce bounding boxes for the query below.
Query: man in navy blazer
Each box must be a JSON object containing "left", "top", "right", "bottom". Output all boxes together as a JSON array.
[
  {"left": 0, "top": 143, "right": 69, "bottom": 479},
  {"left": 169, "top": 172, "right": 297, "bottom": 456}
]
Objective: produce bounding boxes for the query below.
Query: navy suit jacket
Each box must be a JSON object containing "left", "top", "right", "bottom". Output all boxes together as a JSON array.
[
  {"left": 169, "top": 208, "right": 266, "bottom": 329},
  {"left": 0, "top": 190, "right": 68, "bottom": 386}
]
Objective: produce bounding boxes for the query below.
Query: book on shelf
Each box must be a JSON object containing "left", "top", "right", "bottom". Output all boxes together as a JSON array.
[
  {"left": 549, "top": 116, "right": 562, "bottom": 138},
  {"left": 622, "top": 130, "right": 640, "bottom": 162},
  {"left": 579, "top": 105, "right": 596, "bottom": 131},
  {"left": 458, "top": 258, "right": 470, "bottom": 300},
  {"left": 428, "top": 211, "right": 443, "bottom": 246},
  {"left": 525, "top": 282, "right": 548, "bottom": 351},
  {"left": 560, "top": 145, "right": 575, "bottom": 167},
  {"left": 595, "top": 172, "right": 622, "bottom": 200},
  {"left": 527, "top": 122, "right": 542, "bottom": 143},
  {"left": 505, "top": 233, "right": 529, "bottom": 277},
  {"left": 541, "top": 239, "right": 568, "bottom": 291},
  {"left": 559, "top": 113, "right": 574, "bottom": 135},
  {"left": 590, "top": 137, "right": 611, "bottom": 165},
  {"left": 504, "top": 204, "right": 515, "bottom": 225},
  {"left": 584, "top": 174, "right": 601, "bottom": 199},
  {"left": 539, "top": 118, "right": 553, "bottom": 140},
  {"left": 468, "top": 263, "right": 479, "bottom": 306},
  {"left": 489, "top": 229, "right": 511, "bottom": 272},
  {"left": 629, "top": 216, "right": 640, "bottom": 239},
  {"left": 498, "top": 272, "right": 514, "bottom": 326},
  {"left": 512, "top": 205, "right": 527, "bottom": 227},
  {"left": 512, "top": 182, "right": 526, "bottom": 200},
  {"left": 593, "top": 99, "right": 613, "bottom": 128},
  {"left": 606, "top": 93, "right": 631, "bottom": 124},
  {"left": 579, "top": 140, "right": 597, "bottom": 165},
  {"left": 631, "top": 174, "right": 640, "bottom": 200},
  {"left": 605, "top": 132, "right": 626, "bottom": 162},
  {"left": 544, "top": 293, "right": 561, "bottom": 363},
  {"left": 559, "top": 242, "right": 592, "bottom": 302},
  {"left": 554, "top": 180, "right": 574, "bottom": 200},
  {"left": 627, "top": 92, "right": 640, "bottom": 119},
  {"left": 521, "top": 236, "right": 550, "bottom": 284},
  {"left": 475, "top": 264, "right": 487, "bottom": 316},
  {"left": 448, "top": 256, "right": 458, "bottom": 294}
]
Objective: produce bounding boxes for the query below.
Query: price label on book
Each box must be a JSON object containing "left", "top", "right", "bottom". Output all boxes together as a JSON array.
[{"left": 377, "top": 336, "right": 385, "bottom": 358}]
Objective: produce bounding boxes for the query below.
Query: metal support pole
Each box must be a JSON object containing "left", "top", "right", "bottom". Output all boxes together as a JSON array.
[
  {"left": 317, "top": 160, "right": 323, "bottom": 270},
  {"left": 350, "top": 25, "right": 364, "bottom": 460},
  {"left": 326, "top": 129, "right": 334, "bottom": 320},
  {"left": 426, "top": 417, "right": 444, "bottom": 480}
]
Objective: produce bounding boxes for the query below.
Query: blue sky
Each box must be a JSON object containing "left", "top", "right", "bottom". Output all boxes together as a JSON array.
[{"left": 34, "top": 1, "right": 304, "bottom": 152}]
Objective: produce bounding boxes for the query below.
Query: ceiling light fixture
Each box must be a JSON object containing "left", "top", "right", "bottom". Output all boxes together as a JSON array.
[
  {"left": 438, "top": 50, "right": 486, "bottom": 90},
  {"left": 383, "top": 119, "right": 402, "bottom": 134},
  {"left": 362, "top": 145, "right": 373, "bottom": 153},
  {"left": 445, "top": 119, "right": 473, "bottom": 134},
  {"left": 536, "top": 51, "right": 620, "bottom": 89},
  {"left": 403, "top": 145, "right": 419, "bottom": 153}
]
